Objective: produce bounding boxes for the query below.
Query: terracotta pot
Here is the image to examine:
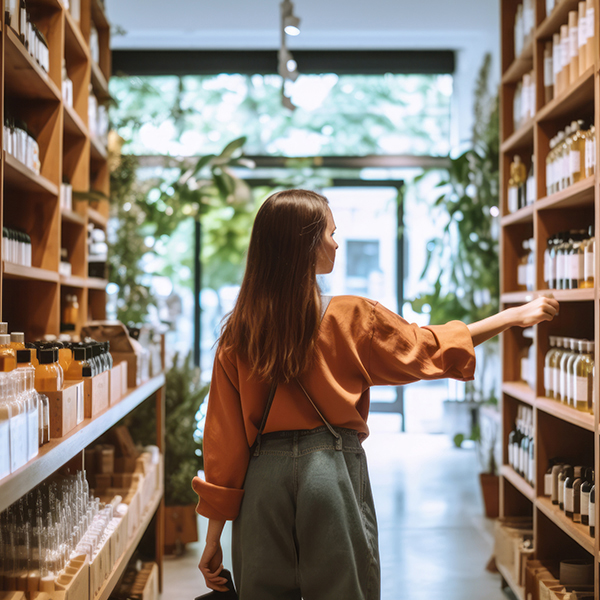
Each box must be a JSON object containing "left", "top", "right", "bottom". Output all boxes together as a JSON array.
[
  {"left": 479, "top": 472, "right": 499, "bottom": 518},
  {"left": 165, "top": 504, "right": 199, "bottom": 555}
]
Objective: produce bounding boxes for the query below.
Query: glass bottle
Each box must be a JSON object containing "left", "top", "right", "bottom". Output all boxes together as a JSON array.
[
  {"left": 62, "top": 294, "right": 79, "bottom": 330},
  {"left": 25, "top": 342, "right": 38, "bottom": 368},
  {"left": 544, "top": 41, "right": 554, "bottom": 103},
  {"left": 559, "top": 127, "right": 570, "bottom": 191},
  {"left": 567, "top": 230, "right": 585, "bottom": 288},
  {"left": 584, "top": 124, "right": 595, "bottom": 178},
  {"left": 552, "top": 337, "right": 565, "bottom": 401},
  {"left": 569, "top": 120, "right": 586, "bottom": 185},
  {"left": 582, "top": 469, "right": 594, "bottom": 525},
  {"left": 589, "top": 484, "right": 595, "bottom": 536},
  {"left": 546, "top": 136, "right": 557, "bottom": 196},
  {"left": 526, "top": 238, "right": 535, "bottom": 291},
  {"left": 544, "top": 336, "right": 558, "bottom": 398},
  {"left": 34, "top": 348, "right": 63, "bottom": 393},
  {"left": 65, "top": 346, "right": 92, "bottom": 380},
  {"left": 574, "top": 340, "right": 595, "bottom": 413},
  {"left": 0, "top": 334, "right": 17, "bottom": 372},
  {"left": 555, "top": 232, "right": 569, "bottom": 289},
  {"left": 581, "top": 225, "right": 595, "bottom": 288},
  {"left": 566, "top": 337, "right": 582, "bottom": 405},
  {"left": 564, "top": 465, "right": 576, "bottom": 518},
  {"left": 9, "top": 332, "right": 25, "bottom": 352},
  {"left": 16, "top": 349, "right": 38, "bottom": 462},
  {"left": 544, "top": 234, "right": 556, "bottom": 288},
  {"left": 559, "top": 338, "right": 576, "bottom": 404}
]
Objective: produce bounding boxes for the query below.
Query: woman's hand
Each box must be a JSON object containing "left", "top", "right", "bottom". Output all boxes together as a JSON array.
[
  {"left": 509, "top": 296, "right": 559, "bottom": 328},
  {"left": 199, "top": 539, "right": 229, "bottom": 592},
  {"left": 198, "top": 518, "right": 228, "bottom": 592},
  {"left": 467, "top": 296, "right": 560, "bottom": 347}
]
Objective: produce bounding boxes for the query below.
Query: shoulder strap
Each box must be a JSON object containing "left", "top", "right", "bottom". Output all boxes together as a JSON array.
[
  {"left": 296, "top": 380, "right": 342, "bottom": 450},
  {"left": 253, "top": 381, "right": 277, "bottom": 456}
]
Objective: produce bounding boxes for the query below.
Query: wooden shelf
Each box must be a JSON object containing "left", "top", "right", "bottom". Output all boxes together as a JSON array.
[
  {"left": 0, "top": 374, "right": 165, "bottom": 513},
  {"left": 501, "top": 203, "right": 534, "bottom": 226},
  {"left": 536, "top": 67, "right": 595, "bottom": 124},
  {"left": 500, "top": 291, "right": 534, "bottom": 304},
  {"left": 536, "top": 397, "right": 594, "bottom": 431},
  {"left": 4, "top": 153, "right": 59, "bottom": 196},
  {"left": 547, "top": 288, "right": 595, "bottom": 302},
  {"left": 501, "top": 465, "right": 535, "bottom": 501},
  {"left": 502, "top": 40, "right": 534, "bottom": 85},
  {"left": 4, "top": 27, "right": 61, "bottom": 102},
  {"left": 3, "top": 262, "right": 59, "bottom": 283},
  {"left": 502, "top": 381, "right": 536, "bottom": 405},
  {"left": 497, "top": 561, "right": 525, "bottom": 600},
  {"left": 91, "top": 136, "right": 108, "bottom": 161},
  {"left": 62, "top": 209, "right": 87, "bottom": 226},
  {"left": 91, "top": 0, "right": 110, "bottom": 30},
  {"left": 88, "top": 207, "right": 108, "bottom": 228},
  {"left": 91, "top": 61, "right": 111, "bottom": 100},
  {"left": 535, "top": 176, "right": 595, "bottom": 211},
  {"left": 536, "top": 0, "right": 582, "bottom": 39},
  {"left": 87, "top": 277, "right": 108, "bottom": 290},
  {"left": 501, "top": 119, "right": 534, "bottom": 154},
  {"left": 536, "top": 496, "right": 594, "bottom": 555},
  {"left": 65, "top": 10, "right": 90, "bottom": 62},
  {"left": 60, "top": 274, "right": 88, "bottom": 288},
  {"left": 64, "top": 103, "right": 88, "bottom": 139},
  {"left": 96, "top": 487, "right": 163, "bottom": 600}
]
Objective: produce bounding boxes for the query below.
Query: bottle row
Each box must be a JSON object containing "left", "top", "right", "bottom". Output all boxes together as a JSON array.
[
  {"left": 513, "top": 71, "right": 536, "bottom": 131},
  {"left": 508, "top": 405, "right": 535, "bottom": 487},
  {"left": 3, "top": 119, "right": 40, "bottom": 175},
  {"left": 507, "top": 155, "right": 536, "bottom": 213},
  {"left": 546, "top": 121, "right": 595, "bottom": 197},
  {"left": 2, "top": 228, "right": 32, "bottom": 268},
  {"left": 4, "top": 1, "right": 50, "bottom": 74},
  {"left": 544, "top": 462, "right": 595, "bottom": 535},
  {"left": 514, "top": 0, "right": 535, "bottom": 59},
  {"left": 544, "top": 1, "right": 596, "bottom": 102},
  {"left": 543, "top": 336, "right": 595, "bottom": 413},
  {"left": 513, "top": 226, "right": 596, "bottom": 292}
]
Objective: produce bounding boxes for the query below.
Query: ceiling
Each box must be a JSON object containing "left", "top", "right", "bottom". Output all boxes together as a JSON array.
[{"left": 106, "top": 0, "right": 500, "bottom": 51}]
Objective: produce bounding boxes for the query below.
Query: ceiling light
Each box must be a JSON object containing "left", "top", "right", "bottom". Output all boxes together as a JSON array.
[
  {"left": 278, "top": 49, "right": 298, "bottom": 81},
  {"left": 284, "top": 14, "right": 301, "bottom": 36}
]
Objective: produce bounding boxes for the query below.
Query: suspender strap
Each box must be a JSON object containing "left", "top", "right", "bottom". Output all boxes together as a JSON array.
[
  {"left": 253, "top": 381, "right": 277, "bottom": 457},
  {"left": 296, "top": 380, "right": 343, "bottom": 450}
]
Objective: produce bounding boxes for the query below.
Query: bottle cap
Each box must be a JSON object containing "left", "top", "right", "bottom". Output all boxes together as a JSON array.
[
  {"left": 0, "top": 334, "right": 10, "bottom": 345},
  {"left": 10, "top": 332, "right": 24, "bottom": 343},
  {"left": 39, "top": 348, "right": 55, "bottom": 365},
  {"left": 91, "top": 344, "right": 102, "bottom": 358},
  {"left": 0, "top": 323, "right": 8, "bottom": 335},
  {"left": 72, "top": 347, "right": 87, "bottom": 362},
  {"left": 16, "top": 349, "right": 31, "bottom": 364}
]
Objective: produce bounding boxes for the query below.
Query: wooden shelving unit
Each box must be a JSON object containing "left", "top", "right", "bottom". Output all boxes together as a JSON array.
[
  {"left": 499, "top": 0, "right": 600, "bottom": 598},
  {"left": 0, "top": 2, "right": 165, "bottom": 597}
]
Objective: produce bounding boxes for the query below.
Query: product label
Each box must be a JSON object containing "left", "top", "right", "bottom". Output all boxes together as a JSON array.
[
  {"left": 526, "top": 264, "right": 535, "bottom": 291},
  {"left": 574, "top": 374, "right": 592, "bottom": 404},
  {"left": 545, "top": 473, "right": 553, "bottom": 496},
  {"left": 0, "top": 419, "right": 9, "bottom": 479},
  {"left": 544, "top": 56, "right": 553, "bottom": 86},
  {"left": 562, "top": 38, "right": 571, "bottom": 68},
  {"left": 590, "top": 501, "right": 596, "bottom": 527},
  {"left": 565, "top": 490, "right": 574, "bottom": 513},
  {"left": 587, "top": 7, "right": 595, "bottom": 39},
  {"left": 579, "top": 15, "right": 588, "bottom": 46},
  {"left": 544, "top": 250, "right": 551, "bottom": 284},
  {"left": 508, "top": 188, "right": 518, "bottom": 214},
  {"left": 557, "top": 253, "right": 566, "bottom": 283},
  {"left": 569, "top": 253, "right": 582, "bottom": 280},
  {"left": 582, "top": 491, "right": 590, "bottom": 517},
  {"left": 570, "top": 27, "right": 578, "bottom": 58},
  {"left": 544, "top": 365, "right": 552, "bottom": 393},
  {"left": 553, "top": 43, "right": 561, "bottom": 77},
  {"left": 584, "top": 251, "right": 594, "bottom": 280},
  {"left": 546, "top": 162, "right": 553, "bottom": 195},
  {"left": 570, "top": 150, "right": 582, "bottom": 175},
  {"left": 560, "top": 369, "right": 567, "bottom": 402},
  {"left": 553, "top": 367, "right": 561, "bottom": 399}
]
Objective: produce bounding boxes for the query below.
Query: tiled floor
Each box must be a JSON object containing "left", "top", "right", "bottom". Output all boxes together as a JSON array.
[{"left": 162, "top": 415, "right": 505, "bottom": 599}]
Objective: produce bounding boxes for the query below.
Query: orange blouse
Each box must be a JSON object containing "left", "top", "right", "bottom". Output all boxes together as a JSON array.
[{"left": 192, "top": 295, "right": 476, "bottom": 521}]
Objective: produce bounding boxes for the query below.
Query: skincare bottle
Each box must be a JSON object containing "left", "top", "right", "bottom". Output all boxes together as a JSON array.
[
  {"left": 10, "top": 332, "right": 25, "bottom": 352},
  {"left": 65, "top": 346, "right": 92, "bottom": 380},
  {"left": 34, "top": 348, "right": 63, "bottom": 393},
  {"left": 544, "top": 41, "right": 554, "bottom": 103},
  {"left": 0, "top": 334, "right": 17, "bottom": 372},
  {"left": 582, "top": 469, "right": 594, "bottom": 525}
]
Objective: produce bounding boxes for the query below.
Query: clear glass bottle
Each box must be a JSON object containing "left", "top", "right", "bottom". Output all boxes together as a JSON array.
[
  {"left": 574, "top": 340, "right": 595, "bottom": 413},
  {"left": 34, "top": 348, "right": 63, "bottom": 393},
  {"left": 9, "top": 332, "right": 25, "bottom": 352},
  {"left": 560, "top": 127, "right": 571, "bottom": 191},
  {"left": 584, "top": 124, "right": 595, "bottom": 178},
  {"left": 569, "top": 120, "right": 586, "bottom": 185},
  {"left": 566, "top": 338, "right": 582, "bottom": 405},
  {"left": 581, "top": 224, "right": 595, "bottom": 288},
  {"left": 555, "top": 232, "right": 569, "bottom": 289},
  {"left": 552, "top": 337, "right": 565, "bottom": 401},
  {"left": 546, "top": 136, "right": 557, "bottom": 196},
  {"left": 526, "top": 238, "right": 535, "bottom": 291},
  {"left": 16, "top": 349, "right": 38, "bottom": 461},
  {"left": 559, "top": 338, "right": 576, "bottom": 404},
  {"left": 582, "top": 469, "right": 594, "bottom": 525},
  {"left": 544, "top": 336, "right": 559, "bottom": 398},
  {"left": 567, "top": 230, "right": 585, "bottom": 288}
]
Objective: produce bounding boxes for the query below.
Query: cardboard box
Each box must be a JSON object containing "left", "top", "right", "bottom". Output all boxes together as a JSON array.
[
  {"left": 111, "top": 351, "right": 142, "bottom": 389},
  {"left": 84, "top": 371, "right": 110, "bottom": 418},
  {"left": 47, "top": 381, "right": 84, "bottom": 439},
  {"left": 109, "top": 362, "right": 122, "bottom": 405}
]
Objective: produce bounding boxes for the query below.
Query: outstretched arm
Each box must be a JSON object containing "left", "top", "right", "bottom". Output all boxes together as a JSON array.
[
  {"left": 467, "top": 296, "right": 559, "bottom": 347},
  {"left": 198, "top": 518, "right": 228, "bottom": 592}
]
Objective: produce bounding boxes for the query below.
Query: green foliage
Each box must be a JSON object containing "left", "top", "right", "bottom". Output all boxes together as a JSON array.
[
  {"left": 122, "top": 352, "right": 209, "bottom": 506},
  {"left": 453, "top": 433, "right": 465, "bottom": 448},
  {"left": 410, "top": 54, "right": 499, "bottom": 326}
]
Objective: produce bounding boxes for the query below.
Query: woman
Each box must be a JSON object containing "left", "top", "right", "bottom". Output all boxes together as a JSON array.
[{"left": 193, "top": 189, "right": 558, "bottom": 599}]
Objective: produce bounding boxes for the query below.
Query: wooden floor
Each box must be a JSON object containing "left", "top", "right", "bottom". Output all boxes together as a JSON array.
[{"left": 162, "top": 416, "right": 506, "bottom": 599}]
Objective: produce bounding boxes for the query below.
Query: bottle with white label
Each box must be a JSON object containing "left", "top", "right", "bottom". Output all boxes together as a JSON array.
[
  {"left": 544, "top": 41, "right": 554, "bottom": 103},
  {"left": 573, "top": 466, "right": 585, "bottom": 523},
  {"left": 585, "top": 0, "right": 595, "bottom": 72},
  {"left": 569, "top": 120, "right": 586, "bottom": 186},
  {"left": 564, "top": 465, "right": 576, "bottom": 518},
  {"left": 552, "top": 463, "right": 566, "bottom": 504},
  {"left": 578, "top": 1, "right": 588, "bottom": 74},
  {"left": 573, "top": 340, "right": 594, "bottom": 413},
  {"left": 544, "top": 336, "right": 559, "bottom": 398},
  {"left": 568, "top": 11, "right": 579, "bottom": 85},
  {"left": 559, "top": 464, "right": 572, "bottom": 510},
  {"left": 527, "top": 426, "right": 534, "bottom": 486},
  {"left": 552, "top": 337, "right": 566, "bottom": 401},
  {"left": 552, "top": 33, "right": 562, "bottom": 98},
  {"left": 581, "top": 225, "right": 594, "bottom": 288},
  {"left": 581, "top": 468, "right": 594, "bottom": 525},
  {"left": 566, "top": 338, "right": 582, "bottom": 405},
  {"left": 589, "top": 484, "right": 595, "bottom": 536},
  {"left": 584, "top": 125, "right": 595, "bottom": 179},
  {"left": 526, "top": 238, "right": 535, "bottom": 291},
  {"left": 560, "top": 338, "right": 577, "bottom": 405}
]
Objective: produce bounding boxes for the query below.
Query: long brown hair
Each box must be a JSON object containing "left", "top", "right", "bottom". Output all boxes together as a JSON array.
[{"left": 220, "top": 189, "right": 330, "bottom": 383}]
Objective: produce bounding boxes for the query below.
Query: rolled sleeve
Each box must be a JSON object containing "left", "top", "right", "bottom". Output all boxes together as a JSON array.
[{"left": 192, "top": 477, "right": 245, "bottom": 521}]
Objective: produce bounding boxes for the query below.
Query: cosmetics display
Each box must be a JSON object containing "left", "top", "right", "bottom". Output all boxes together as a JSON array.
[
  {"left": 2, "top": 228, "right": 32, "bottom": 268},
  {"left": 3, "top": 118, "right": 40, "bottom": 175},
  {"left": 543, "top": 227, "right": 595, "bottom": 290},
  {"left": 4, "top": 0, "right": 50, "bottom": 73},
  {"left": 513, "top": 71, "right": 536, "bottom": 132},
  {"left": 514, "top": 0, "right": 535, "bottom": 59},
  {"left": 543, "top": 336, "right": 595, "bottom": 412},
  {"left": 88, "top": 225, "right": 108, "bottom": 279},
  {"left": 545, "top": 121, "right": 594, "bottom": 197},
  {"left": 88, "top": 91, "right": 109, "bottom": 147},
  {"left": 544, "top": 462, "right": 595, "bottom": 533},
  {"left": 507, "top": 405, "right": 535, "bottom": 486}
]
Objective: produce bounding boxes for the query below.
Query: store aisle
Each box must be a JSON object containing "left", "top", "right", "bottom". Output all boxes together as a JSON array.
[{"left": 162, "top": 415, "right": 503, "bottom": 600}]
